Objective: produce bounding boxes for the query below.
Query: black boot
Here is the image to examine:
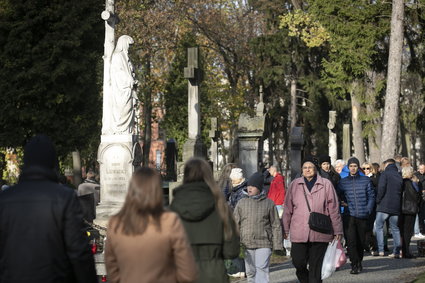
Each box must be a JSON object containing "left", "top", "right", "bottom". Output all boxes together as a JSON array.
[
  {"left": 350, "top": 264, "right": 359, "bottom": 275},
  {"left": 358, "top": 262, "right": 363, "bottom": 272}
]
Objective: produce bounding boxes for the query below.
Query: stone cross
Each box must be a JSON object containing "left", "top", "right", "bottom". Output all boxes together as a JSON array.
[
  {"left": 184, "top": 47, "right": 202, "bottom": 140},
  {"left": 101, "top": 0, "right": 117, "bottom": 134},
  {"left": 343, "top": 124, "right": 351, "bottom": 161},
  {"left": 183, "top": 47, "right": 205, "bottom": 161},
  {"left": 256, "top": 85, "right": 265, "bottom": 117},
  {"left": 328, "top": 111, "right": 337, "bottom": 164}
]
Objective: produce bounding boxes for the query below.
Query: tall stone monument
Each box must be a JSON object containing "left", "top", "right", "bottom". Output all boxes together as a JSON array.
[
  {"left": 328, "top": 111, "right": 337, "bottom": 164},
  {"left": 96, "top": 1, "right": 139, "bottom": 226},
  {"left": 183, "top": 47, "right": 206, "bottom": 161},
  {"left": 169, "top": 47, "right": 206, "bottom": 203},
  {"left": 237, "top": 88, "right": 265, "bottom": 178}
]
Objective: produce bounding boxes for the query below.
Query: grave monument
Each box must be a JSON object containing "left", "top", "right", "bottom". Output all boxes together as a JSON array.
[
  {"left": 169, "top": 47, "right": 206, "bottom": 203},
  {"left": 96, "top": 1, "right": 139, "bottom": 227},
  {"left": 237, "top": 87, "right": 266, "bottom": 178}
]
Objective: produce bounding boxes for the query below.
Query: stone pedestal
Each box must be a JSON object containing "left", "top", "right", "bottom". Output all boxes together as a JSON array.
[
  {"left": 237, "top": 113, "right": 265, "bottom": 178},
  {"left": 183, "top": 138, "right": 206, "bottom": 162},
  {"left": 95, "top": 134, "right": 137, "bottom": 227}
]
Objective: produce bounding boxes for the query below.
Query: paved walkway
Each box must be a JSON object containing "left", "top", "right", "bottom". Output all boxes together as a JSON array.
[{"left": 235, "top": 238, "right": 425, "bottom": 283}]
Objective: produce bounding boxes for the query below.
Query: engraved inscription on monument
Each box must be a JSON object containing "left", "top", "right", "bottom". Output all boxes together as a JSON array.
[{"left": 99, "top": 144, "right": 133, "bottom": 203}]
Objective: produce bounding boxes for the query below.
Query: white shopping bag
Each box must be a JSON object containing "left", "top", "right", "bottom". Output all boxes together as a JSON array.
[{"left": 321, "top": 240, "right": 339, "bottom": 280}]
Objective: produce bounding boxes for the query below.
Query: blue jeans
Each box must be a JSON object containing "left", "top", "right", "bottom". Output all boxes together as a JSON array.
[
  {"left": 376, "top": 212, "right": 401, "bottom": 255},
  {"left": 415, "top": 214, "right": 420, "bottom": 235}
]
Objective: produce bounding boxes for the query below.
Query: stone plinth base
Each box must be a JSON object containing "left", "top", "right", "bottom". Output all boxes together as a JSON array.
[
  {"left": 95, "top": 134, "right": 137, "bottom": 228},
  {"left": 94, "top": 202, "right": 124, "bottom": 229},
  {"left": 183, "top": 138, "right": 206, "bottom": 162}
]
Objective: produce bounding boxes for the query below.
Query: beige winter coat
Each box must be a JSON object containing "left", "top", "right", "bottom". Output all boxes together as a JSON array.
[{"left": 105, "top": 211, "right": 198, "bottom": 283}]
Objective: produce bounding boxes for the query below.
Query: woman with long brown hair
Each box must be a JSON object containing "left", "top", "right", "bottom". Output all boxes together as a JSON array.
[
  {"left": 105, "top": 167, "right": 197, "bottom": 283},
  {"left": 171, "top": 158, "right": 240, "bottom": 283}
]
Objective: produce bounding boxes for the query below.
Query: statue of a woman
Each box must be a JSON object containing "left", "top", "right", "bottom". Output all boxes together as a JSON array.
[{"left": 109, "top": 35, "right": 138, "bottom": 134}]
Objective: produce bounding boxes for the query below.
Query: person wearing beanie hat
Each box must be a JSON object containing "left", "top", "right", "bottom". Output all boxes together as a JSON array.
[
  {"left": 283, "top": 160, "right": 343, "bottom": 283},
  {"left": 230, "top": 168, "right": 244, "bottom": 181},
  {"left": 318, "top": 155, "right": 341, "bottom": 191},
  {"left": 234, "top": 172, "right": 283, "bottom": 282},
  {"left": 247, "top": 171, "right": 264, "bottom": 194},
  {"left": 0, "top": 135, "right": 97, "bottom": 283},
  {"left": 338, "top": 156, "right": 375, "bottom": 274}
]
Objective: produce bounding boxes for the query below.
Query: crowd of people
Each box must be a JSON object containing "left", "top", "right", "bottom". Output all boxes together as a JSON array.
[{"left": 1, "top": 134, "right": 425, "bottom": 283}]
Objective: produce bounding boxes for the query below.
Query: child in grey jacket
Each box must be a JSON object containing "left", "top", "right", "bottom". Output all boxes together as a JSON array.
[{"left": 234, "top": 172, "right": 283, "bottom": 283}]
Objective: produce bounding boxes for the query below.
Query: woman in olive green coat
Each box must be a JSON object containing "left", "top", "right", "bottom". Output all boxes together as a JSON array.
[{"left": 171, "top": 158, "right": 240, "bottom": 283}]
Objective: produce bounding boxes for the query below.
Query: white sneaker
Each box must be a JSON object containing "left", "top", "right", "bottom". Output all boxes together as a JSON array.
[
  {"left": 415, "top": 233, "right": 425, "bottom": 239},
  {"left": 228, "top": 272, "right": 245, "bottom": 278}
]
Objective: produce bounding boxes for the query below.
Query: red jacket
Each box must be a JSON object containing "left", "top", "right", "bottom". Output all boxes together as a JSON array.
[{"left": 267, "top": 173, "right": 285, "bottom": 205}]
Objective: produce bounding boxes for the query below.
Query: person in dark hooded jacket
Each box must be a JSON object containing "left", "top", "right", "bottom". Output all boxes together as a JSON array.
[
  {"left": 0, "top": 135, "right": 97, "bottom": 283},
  {"left": 170, "top": 158, "right": 240, "bottom": 283},
  {"left": 375, "top": 159, "right": 403, "bottom": 258}
]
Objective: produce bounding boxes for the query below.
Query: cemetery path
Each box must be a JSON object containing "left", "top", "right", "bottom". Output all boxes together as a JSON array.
[{"left": 233, "top": 238, "right": 425, "bottom": 283}]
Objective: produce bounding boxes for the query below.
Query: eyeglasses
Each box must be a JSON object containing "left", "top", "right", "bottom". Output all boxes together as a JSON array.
[{"left": 362, "top": 167, "right": 371, "bottom": 170}]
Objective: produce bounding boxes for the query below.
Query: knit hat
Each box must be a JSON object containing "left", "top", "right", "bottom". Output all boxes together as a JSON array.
[
  {"left": 23, "top": 135, "right": 58, "bottom": 170},
  {"left": 229, "top": 168, "right": 244, "bottom": 180},
  {"left": 302, "top": 155, "right": 318, "bottom": 167},
  {"left": 318, "top": 155, "right": 331, "bottom": 165},
  {"left": 347, "top": 157, "right": 360, "bottom": 167},
  {"left": 247, "top": 172, "right": 264, "bottom": 191}
]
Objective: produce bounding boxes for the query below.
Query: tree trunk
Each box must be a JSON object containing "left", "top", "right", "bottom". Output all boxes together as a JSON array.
[
  {"left": 290, "top": 79, "right": 297, "bottom": 130},
  {"left": 365, "top": 70, "right": 383, "bottom": 162},
  {"left": 380, "top": 0, "right": 404, "bottom": 162},
  {"left": 142, "top": 57, "right": 152, "bottom": 167},
  {"left": 351, "top": 81, "right": 365, "bottom": 164}
]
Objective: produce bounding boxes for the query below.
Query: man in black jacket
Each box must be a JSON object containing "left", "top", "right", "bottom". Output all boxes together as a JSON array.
[
  {"left": 0, "top": 135, "right": 97, "bottom": 283},
  {"left": 375, "top": 159, "right": 403, "bottom": 258}
]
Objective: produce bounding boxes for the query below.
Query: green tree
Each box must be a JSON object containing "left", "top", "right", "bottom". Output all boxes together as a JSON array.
[{"left": 0, "top": 0, "right": 103, "bottom": 158}]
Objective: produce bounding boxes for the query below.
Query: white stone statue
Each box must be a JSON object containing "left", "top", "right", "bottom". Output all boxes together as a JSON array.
[{"left": 106, "top": 35, "right": 138, "bottom": 134}]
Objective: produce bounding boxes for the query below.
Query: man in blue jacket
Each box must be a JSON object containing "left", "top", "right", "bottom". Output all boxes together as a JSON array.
[
  {"left": 338, "top": 157, "right": 375, "bottom": 275},
  {"left": 375, "top": 158, "right": 403, "bottom": 258}
]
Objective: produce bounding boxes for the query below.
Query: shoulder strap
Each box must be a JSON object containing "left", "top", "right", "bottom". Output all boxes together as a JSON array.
[{"left": 302, "top": 185, "right": 312, "bottom": 212}]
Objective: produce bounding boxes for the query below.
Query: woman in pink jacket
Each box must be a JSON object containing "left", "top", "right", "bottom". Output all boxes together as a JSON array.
[{"left": 283, "top": 158, "right": 343, "bottom": 283}]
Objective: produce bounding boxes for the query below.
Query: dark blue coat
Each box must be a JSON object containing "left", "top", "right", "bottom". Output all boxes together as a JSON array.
[
  {"left": 376, "top": 163, "right": 403, "bottom": 215},
  {"left": 228, "top": 180, "right": 248, "bottom": 210},
  {"left": 338, "top": 173, "right": 375, "bottom": 219}
]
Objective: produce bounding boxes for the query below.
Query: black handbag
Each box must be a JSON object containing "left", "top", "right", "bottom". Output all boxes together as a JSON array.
[{"left": 302, "top": 187, "right": 333, "bottom": 235}]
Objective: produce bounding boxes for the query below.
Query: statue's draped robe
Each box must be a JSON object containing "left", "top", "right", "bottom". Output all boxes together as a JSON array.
[{"left": 103, "top": 35, "right": 136, "bottom": 135}]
